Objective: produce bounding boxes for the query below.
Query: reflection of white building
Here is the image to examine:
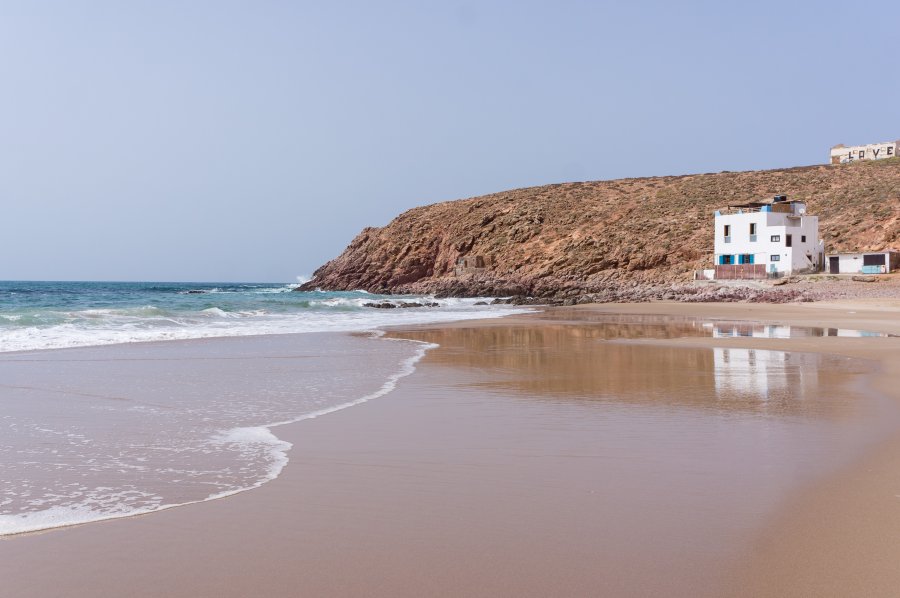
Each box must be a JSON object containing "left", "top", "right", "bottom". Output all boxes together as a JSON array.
[
  {"left": 713, "top": 348, "right": 820, "bottom": 400},
  {"left": 714, "top": 348, "right": 789, "bottom": 399},
  {"left": 710, "top": 323, "right": 794, "bottom": 339},
  {"left": 708, "top": 322, "right": 887, "bottom": 338}
]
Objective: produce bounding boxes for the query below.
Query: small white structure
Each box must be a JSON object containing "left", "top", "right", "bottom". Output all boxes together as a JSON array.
[
  {"left": 825, "top": 251, "right": 899, "bottom": 275},
  {"left": 712, "top": 196, "right": 824, "bottom": 279},
  {"left": 830, "top": 141, "right": 899, "bottom": 164}
]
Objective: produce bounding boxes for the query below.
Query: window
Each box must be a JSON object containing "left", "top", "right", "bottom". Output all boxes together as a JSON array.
[
  {"left": 739, "top": 254, "right": 754, "bottom": 264},
  {"left": 859, "top": 150, "right": 865, "bottom": 158},
  {"left": 771, "top": 255, "right": 781, "bottom": 262},
  {"left": 786, "top": 234, "right": 792, "bottom": 248},
  {"left": 720, "top": 255, "right": 734, "bottom": 265},
  {"left": 889, "top": 147, "right": 894, "bottom": 156},
  {"left": 749, "top": 223, "right": 757, "bottom": 235},
  {"left": 771, "top": 235, "right": 780, "bottom": 242},
  {"left": 863, "top": 254, "right": 886, "bottom": 266},
  {"left": 801, "top": 235, "right": 806, "bottom": 243},
  {"left": 723, "top": 225, "right": 731, "bottom": 237}
]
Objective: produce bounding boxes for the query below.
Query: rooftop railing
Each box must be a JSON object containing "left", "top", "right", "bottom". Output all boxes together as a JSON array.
[{"left": 717, "top": 206, "right": 765, "bottom": 215}]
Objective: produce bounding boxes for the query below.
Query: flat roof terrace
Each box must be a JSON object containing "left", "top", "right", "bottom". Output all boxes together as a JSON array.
[{"left": 715, "top": 202, "right": 803, "bottom": 216}]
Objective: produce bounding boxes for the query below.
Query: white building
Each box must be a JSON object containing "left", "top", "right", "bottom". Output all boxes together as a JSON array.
[
  {"left": 825, "top": 251, "right": 900, "bottom": 275},
  {"left": 830, "top": 141, "right": 899, "bottom": 164},
  {"left": 713, "top": 196, "right": 824, "bottom": 279}
]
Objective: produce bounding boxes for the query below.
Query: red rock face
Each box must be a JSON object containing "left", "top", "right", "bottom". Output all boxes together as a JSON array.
[{"left": 300, "top": 159, "right": 900, "bottom": 299}]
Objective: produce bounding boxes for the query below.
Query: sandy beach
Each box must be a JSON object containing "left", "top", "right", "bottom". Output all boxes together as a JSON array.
[{"left": 3, "top": 301, "right": 900, "bottom": 597}]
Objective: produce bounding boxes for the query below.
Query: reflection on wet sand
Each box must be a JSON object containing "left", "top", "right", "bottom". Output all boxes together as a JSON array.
[
  {"left": 714, "top": 348, "right": 817, "bottom": 401},
  {"left": 527, "top": 309, "right": 892, "bottom": 339},
  {"left": 391, "top": 323, "right": 866, "bottom": 417},
  {"left": 385, "top": 313, "right": 892, "bottom": 597},
  {"left": 525, "top": 310, "right": 714, "bottom": 338},
  {"left": 709, "top": 322, "right": 893, "bottom": 338}
]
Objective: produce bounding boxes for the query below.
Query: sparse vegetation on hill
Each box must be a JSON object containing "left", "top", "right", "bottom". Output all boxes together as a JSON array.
[{"left": 300, "top": 159, "right": 900, "bottom": 301}]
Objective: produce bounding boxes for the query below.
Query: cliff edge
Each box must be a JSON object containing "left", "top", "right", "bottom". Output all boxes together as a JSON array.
[{"left": 299, "top": 159, "right": 900, "bottom": 300}]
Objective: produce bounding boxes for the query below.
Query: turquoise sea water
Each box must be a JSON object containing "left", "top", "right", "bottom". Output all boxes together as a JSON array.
[{"left": 0, "top": 281, "right": 526, "bottom": 352}]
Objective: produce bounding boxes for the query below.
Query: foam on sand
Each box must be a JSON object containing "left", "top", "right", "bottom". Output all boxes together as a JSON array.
[{"left": 0, "top": 336, "right": 437, "bottom": 537}]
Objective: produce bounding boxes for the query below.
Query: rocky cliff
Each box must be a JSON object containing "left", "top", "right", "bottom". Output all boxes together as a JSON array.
[{"left": 299, "top": 159, "right": 900, "bottom": 300}]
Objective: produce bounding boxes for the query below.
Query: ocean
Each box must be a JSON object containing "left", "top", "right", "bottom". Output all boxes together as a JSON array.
[
  {"left": 0, "top": 281, "right": 529, "bottom": 353},
  {"left": 0, "top": 281, "right": 530, "bottom": 535}
]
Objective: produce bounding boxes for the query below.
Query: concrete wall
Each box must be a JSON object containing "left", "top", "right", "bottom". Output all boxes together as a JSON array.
[
  {"left": 830, "top": 141, "right": 899, "bottom": 164},
  {"left": 454, "top": 255, "right": 492, "bottom": 277}
]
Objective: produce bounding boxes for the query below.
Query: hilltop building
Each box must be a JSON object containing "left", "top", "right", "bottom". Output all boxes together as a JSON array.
[
  {"left": 830, "top": 141, "right": 898, "bottom": 164},
  {"left": 712, "top": 195, "right": 823, "bottom": 279}
]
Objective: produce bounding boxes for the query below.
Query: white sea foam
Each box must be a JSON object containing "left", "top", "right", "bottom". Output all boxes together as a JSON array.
[
  {"left": 207, "top": 338, "right": 439, "bottom": 498},
  {"left": 0, "top": 488, "right": 167, "bottom": 536},
  {"left": 209, "top": 427, "right": 292, "bottom": 492},
  {"left": 0, "top": 337, "right": 437, "bottom": 536},
  {"left": 0, "top": 299, "right": 531, "bottom": 353}
]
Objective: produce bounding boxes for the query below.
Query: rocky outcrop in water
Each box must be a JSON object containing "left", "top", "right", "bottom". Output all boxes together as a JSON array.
[{"left": 299, "top": 159, "right": 900, "bottom": 302}]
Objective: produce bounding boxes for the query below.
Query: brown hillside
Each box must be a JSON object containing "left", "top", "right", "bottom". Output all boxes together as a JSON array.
[{"left": 300, "top": 159, "right": 900, "bottom": 298}]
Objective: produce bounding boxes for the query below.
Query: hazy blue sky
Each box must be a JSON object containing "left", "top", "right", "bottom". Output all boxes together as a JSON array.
[{"left": 1, "top": 1, "right": 898, "bottom": 282}]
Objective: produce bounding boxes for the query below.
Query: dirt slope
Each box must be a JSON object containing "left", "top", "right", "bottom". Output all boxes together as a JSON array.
[{"left": 300, "top": 159, "right": 900, "bottom": 299}]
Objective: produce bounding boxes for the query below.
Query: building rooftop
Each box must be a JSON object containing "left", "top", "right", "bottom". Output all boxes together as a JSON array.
[{"left": 715, "top": 195, "right": 805, "bottom": 215}]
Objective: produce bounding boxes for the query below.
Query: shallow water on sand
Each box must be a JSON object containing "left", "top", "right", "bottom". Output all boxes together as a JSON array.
[{"left": 0, "top": 333, "right": 430, "bottom": 535}]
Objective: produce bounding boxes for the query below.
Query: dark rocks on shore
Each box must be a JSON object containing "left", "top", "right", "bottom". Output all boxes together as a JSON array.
[
  {"left": 363, "top": 301, "right": 440, "bottom": 309},
  {"left": 484, "top": 283, "right": 816, "bottom": 305},
  {"left": 498, "top": 296, "right": 568, "bottom": 306}
]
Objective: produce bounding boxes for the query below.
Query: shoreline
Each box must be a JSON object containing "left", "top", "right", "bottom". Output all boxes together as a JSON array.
[
  {"left": 2, "top": 300, "right": 900, "bottom": 596},
  {"left": 0, "top": 303, "right": 535, "bottom": 356},
  {"left": 0, "top": 333, "right": 438, "bottom": 539}
]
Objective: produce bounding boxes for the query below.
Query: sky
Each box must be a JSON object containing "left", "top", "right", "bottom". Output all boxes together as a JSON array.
[{"left": 1, "top": 1, "right": 898, "bottom": 282}]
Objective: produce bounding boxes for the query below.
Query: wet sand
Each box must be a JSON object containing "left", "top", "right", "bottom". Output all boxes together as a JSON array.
[{"left": 2, "top": 301, "right": 900, "bottom": 597}]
